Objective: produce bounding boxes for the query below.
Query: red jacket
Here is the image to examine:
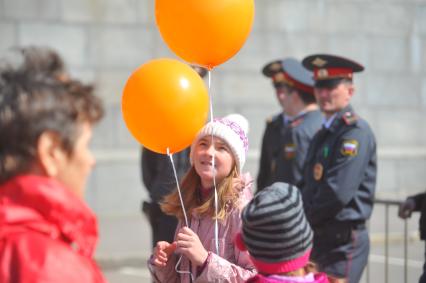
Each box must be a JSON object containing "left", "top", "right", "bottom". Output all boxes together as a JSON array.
[{"left": 0, "top": 175, "right": 107, "bottom": 283}]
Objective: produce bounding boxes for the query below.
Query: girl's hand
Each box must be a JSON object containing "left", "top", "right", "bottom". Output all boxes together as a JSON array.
[
  {"left": 152, "top": 241, "right": 177, "bottom": 267},
  {"left": 175, "top": 227, "right": 209, "bottom": 266}
]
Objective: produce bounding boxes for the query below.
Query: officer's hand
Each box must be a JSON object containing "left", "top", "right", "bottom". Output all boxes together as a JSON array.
[
  {"left": 152, "top": 241, "right": 177, "bottom": 267},
  {"left": 398, "top": 198, "right": 416, "bottom": 219},
  {"left": 175, "top": 227, "right": 208, "bottom": 267}
]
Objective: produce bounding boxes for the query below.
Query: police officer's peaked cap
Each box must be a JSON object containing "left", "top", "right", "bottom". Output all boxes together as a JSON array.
[
  {"left": 191, "top": 65, "right": 208, "bottom": 79},
  {"left": 302, "top": 54, "right": 364, "bottom": 86},
  {"left": 262, "top": 58, "right": 314, "bottom": 94},
  {"left": 262, "top": 60, "right": 284, "bottom": 78}
]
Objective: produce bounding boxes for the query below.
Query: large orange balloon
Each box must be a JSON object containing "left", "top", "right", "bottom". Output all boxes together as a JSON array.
[
  {"left": 155, "top": 0, "right": 255, "bottom": 69},
  {"left": 122, "top": 58, "right": 209, "bottom": 154}
]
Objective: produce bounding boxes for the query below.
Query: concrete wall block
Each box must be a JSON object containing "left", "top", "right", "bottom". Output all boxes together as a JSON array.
[
  {"left": 94, "top": 70, "right": 131, "bottom": 104},
  {"left": 280, "top": 33, "right": 327, "bottom": 60},
  {"left": 0, "top": 0, "right": 4, "bottom": 18},
  {"left": 365, "top": 74, "right": 421, "bottom": 107},
  {"left": 3, "top": 0, "right": 59, "bottom": 20},
  {"left": 323, "top": 2, "right": 363, "bottom": 33},
  {"left": 151, "top": 30, "right": 176, "bottom": 58},
  {"left": 376, "top": 158, "right": 398, "bottom": 193},
  {"left": 91, "top": 103, "right": 139, "bottom": 149},
  {"left": 87, "top": 160, "right": 142, "bottom": 216},
  {"left": 88, "top": 26, "right": 154, "bottom": 68},
  {"left": 264, "top": 0, "right": 313, "bottom": 32},
  {"left": 375, "top": 109, "right": 424, "bottom": 147},
  {"left": 396, "top": 158, "right": 426, "bottom": 193},
  {"left": 19, "top": 23, "right": 87, "bottom": 68},
  {"left": 137, "top": 0, "right": 154, "bottom": 24},
  {"left": 243, "top": 107, "right": 280, "bottom": 154},
  {"left": 326, "top": 35, "right": 370, "bottom": 65},
  {"left": 69, "top": 67, "right": 96, "bottom": 84},
  {"left": 415, "top": 5, "right": 426, "bottom": 36},
  {"left": 0, "top": 23, "right": 16, "bottom": 54},
  {"left": 220, "top": 31, "right": 273, "bottom": 72},
  {"left": 422, "top": 37, "right": 426, "bottom": 72},
  {"left": 62, "top": 0, "right": 141, "bottom": 24},
  {"left": 362, "top": 3, "right": 413, "bottom": 35},
  {"left": 91, "top": 107, "right": 116, "bottom": 148},
  {"left": 217, "top": 72, "right": 278, "bottom": 107},
  {"left": 115, "top": 110, "right": 140, "bottom": 148},
  {"left": 370, "top": 35, "right": 409, "bottom": 72},
  {"left": 422, "top": 79, "right": 426, "bottom": 108}
]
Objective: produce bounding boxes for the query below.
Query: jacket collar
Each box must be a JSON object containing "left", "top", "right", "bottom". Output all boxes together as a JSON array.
[
  {"left": 326, "top": 104, "right": 355, "bottom": 133},
  {"left": 0, "top": 175, "right": 98, "bottom": 257}
]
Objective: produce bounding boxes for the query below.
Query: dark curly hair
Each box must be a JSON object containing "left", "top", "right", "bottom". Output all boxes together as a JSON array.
[{"left": 0, "top": 46, "right": 104, "bottom": 183}]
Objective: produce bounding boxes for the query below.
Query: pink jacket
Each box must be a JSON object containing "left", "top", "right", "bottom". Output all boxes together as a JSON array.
[
  {"left": 150, "top": 174, "right": 256, "bottom": 283},
  {"left": 246, "top": 273, "right": 330, "bottom": 283}
]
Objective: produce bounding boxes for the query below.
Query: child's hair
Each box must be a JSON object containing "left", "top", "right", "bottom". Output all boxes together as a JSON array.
[
  {"left": 235, "top": 182, "right": 313, "bottom": 275},
  {"left": 161, "top": 113, "right": 249, "bottom": 221},
  {"left": 161, "top": 165, "right": 240, "bottom": 221},
  {"left": 0, "top": 46, "right": 104, "bottom": 183}
]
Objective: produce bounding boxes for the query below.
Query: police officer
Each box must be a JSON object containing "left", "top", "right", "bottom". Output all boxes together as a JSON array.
[
  {"left": 399, "top": 192, "right": 426, "bottom": 283},
  {"left": 300, "top": 54, "right": 377, "bottom": 283},
  {"left": 141, "top": 65, "right": 207, "bottom": 248},
  {"left": 257, "top": 58, "right": 322, "bottom": 192}
]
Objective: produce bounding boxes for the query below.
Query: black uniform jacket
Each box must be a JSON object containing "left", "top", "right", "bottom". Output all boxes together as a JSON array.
[
  {"left": 301, "top": 105, "right": 377, "bottom": 228},
  {"left": 411, "top": 192, "right": 426, "bottom": 240},
  {"left": 141, "top": 147, "right": 190, "bottom": 203},
  {"left": 257, "top": 110, "right": 322, "bottom": 191}
]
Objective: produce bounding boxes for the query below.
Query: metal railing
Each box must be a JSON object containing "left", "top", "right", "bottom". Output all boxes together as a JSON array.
[{"left": 366, "top": 199, "right": 409, "bottom": 283}]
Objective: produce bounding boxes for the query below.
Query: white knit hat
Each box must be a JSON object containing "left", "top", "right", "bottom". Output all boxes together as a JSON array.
[{"left": 190, "top": 114, "right": 249, "bottom": 173}]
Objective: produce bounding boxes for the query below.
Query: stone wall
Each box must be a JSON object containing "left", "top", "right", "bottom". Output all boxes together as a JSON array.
[{"left": 1, "top": 0, "right": 426, "bottom": 255}]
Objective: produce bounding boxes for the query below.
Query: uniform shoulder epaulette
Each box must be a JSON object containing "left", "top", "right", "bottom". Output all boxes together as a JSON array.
[{"left": 342, "top": 111, "right": 358, "bottom": 125}]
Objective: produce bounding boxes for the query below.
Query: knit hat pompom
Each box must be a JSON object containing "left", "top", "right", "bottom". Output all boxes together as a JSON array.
[
  {"left": 240, "top": 182, "right": 313, "bottom": 274},
  {"left": 190, "top": 114, "right": 249, "bottom": 173}
]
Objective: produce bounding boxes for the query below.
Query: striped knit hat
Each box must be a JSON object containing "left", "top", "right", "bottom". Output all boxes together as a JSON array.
[{"left": 236, "top": 182, "right": 313, "bottom": 274}]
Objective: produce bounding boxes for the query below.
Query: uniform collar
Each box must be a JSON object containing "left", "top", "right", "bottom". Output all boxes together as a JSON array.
[
  {"left": 323, "top": 105, "right": 354, "bottom": 132},
  {"left": 284, "top": 111, "right": 307, "bottom": 126}
]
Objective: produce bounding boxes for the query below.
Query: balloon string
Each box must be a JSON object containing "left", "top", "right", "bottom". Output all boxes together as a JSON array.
[
  {"left": 167, "top": 148, "right": 194, "bottom": 279},
  {"left": 207, "top": 69, "right": 219, "bottom": 255},
  {"left": 208, "top": 70, "right": 214, "bottom": 123},
  {"left": 167, "top": 148, "right": 189, "bottom": 227},
  {"left": 175, "top": 255, "right": 194, "bottom": 282}
]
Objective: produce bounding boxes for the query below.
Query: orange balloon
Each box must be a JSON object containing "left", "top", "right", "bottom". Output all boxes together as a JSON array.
[
  {"left": 155, "top": 0, "right": 255, "bottom": 69},
  {"left": 122, "top": 58, "right": 209, "bottom": 154}
]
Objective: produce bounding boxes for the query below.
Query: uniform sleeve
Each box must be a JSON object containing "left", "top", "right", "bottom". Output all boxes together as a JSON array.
[
  {"left": 196, "top": 194, "right": 256, "bottom": 283},
  {"left": 292, "top": 130, "right": 312, "bottom": 187},
  {"left": 257, "top": 123, "right": 272, "bottom": 191},
  {"left": 142, "top": 147, "right": 156, "bottom": 191},
  {"left": 411, "top": 193, "right": 426, "bottom": 212},
  {"left": 304, "top": 126, "right": 375, "bottom": 226}
]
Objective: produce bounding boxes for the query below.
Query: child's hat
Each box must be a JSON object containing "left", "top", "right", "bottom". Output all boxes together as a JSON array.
[
  {"left": 235, "top": 182, "right": 313, "bottom": 274},
  {"left": 190, "top": 113, "right": 249, "bottom": 173}
]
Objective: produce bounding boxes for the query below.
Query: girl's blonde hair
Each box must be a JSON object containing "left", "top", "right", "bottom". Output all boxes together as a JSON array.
[{"left": 161, "top": 165, "right": 240, "bottom": 221}]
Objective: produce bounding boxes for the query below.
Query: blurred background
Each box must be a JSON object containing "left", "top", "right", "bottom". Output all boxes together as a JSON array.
[{"left": 1, "top": 0, "right": 426, "bottom": 282}]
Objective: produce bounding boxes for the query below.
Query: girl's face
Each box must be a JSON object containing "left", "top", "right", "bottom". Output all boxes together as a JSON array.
[{"left": 192, "top": 136, "right": 235, "bottom": 189}]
